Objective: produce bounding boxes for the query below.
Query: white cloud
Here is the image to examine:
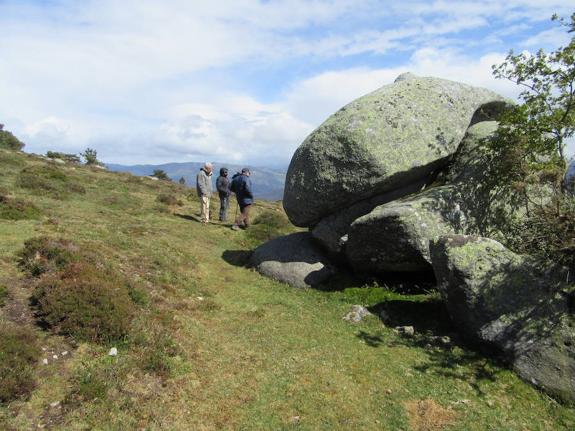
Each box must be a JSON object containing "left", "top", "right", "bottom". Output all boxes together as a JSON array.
[{"left": 1, "top": 0, "right": 573, "bottom": 164}]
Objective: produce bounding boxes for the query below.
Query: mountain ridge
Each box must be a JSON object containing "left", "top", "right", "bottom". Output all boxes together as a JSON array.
[{"left": 107, "top": 161, "right": 287, "bottom": 201}]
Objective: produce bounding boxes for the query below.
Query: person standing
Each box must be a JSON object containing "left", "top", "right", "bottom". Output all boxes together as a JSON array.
[
  {"left": 196, "top": 162, "right": 213, "bottom": 224},
  {"left": 231, "top": 168, "right": 254, "bottom": 230},
  {"left": 216, "top": 167, "right": 231, "bottom": 222}
]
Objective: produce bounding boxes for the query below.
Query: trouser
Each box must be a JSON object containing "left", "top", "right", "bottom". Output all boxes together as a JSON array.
[
  {"left": 219, "top": 195, "right": 229, "bottom": 221},
  {"left": 235, "top": 204, "right": 252, "bottom": 227},
  {"left": 200, "top": 195, "right": 210, "bottom": 223}
]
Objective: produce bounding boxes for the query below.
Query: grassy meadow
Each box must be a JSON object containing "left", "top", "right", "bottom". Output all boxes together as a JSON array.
[{"left": 0, "top": 148, "right": 574, "bottom": 430}]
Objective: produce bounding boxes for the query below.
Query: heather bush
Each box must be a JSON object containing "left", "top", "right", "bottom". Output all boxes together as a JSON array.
[
  {"left": 0, "top": 124, "right": 24, "bottom": 151},
  {"left": 156, "top": 193, "right": 182, "bottom": 206},
  {"left": 18, "top": 237, "right": 80, "bottom": 277},
  {"left": 31, "top": 262, "right": 136, "bottom": 343},
  {"left": 0, "top": 322, "right": 39, "bottom": 403},
  {"left": 0, "top": 194, "right": 42, "bottom": 220},
  {"left": 246, "top": 211, "right": 294, "bottom": 245}
]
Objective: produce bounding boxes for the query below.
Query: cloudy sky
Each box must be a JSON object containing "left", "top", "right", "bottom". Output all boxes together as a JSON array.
[{"left": 0, "top": 1, "right": 573, "bottom": 166}]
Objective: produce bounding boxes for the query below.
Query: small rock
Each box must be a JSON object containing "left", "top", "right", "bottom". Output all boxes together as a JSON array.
[
  {"left": 41, "top": 347, "right": 47, "bottom": 352},
  {"left": 196, "top": 296, "right": 204, "bottom": 301},
  {"left": 395, "top": 326, "right": 415, "bottom": 336},
  {"left": 290, "top": 415, "right": 301, "bottom": 424},
  {"left": 42, "top": 358, "right": 49, "bottom": 365},
  {"left": 62, "top": 351, "right": 68, "bottom": 356},
  {"left": 385, "top": 389, "right": 392, "bottom": 395},
  {"left": 49, "top": 401, "right": 60, "bottom": 408},
  {"left": 486, "top": 400, "right": 495, "bottom": 407},
  {"left": 108, "top": 347, "right": 118, "bottom": 356},
  {"left": 343, "top": 305, "right": 371, "bottom": 323},
  {"left": 52, "top": 355, "right": 58, "bottom": 360}
]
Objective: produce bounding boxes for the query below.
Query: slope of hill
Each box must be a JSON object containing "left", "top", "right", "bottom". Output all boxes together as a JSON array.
[
  {"left": 1, "top": 148, "right": 574, "bottom": 430},
  {"left": 107, "top": 161, "right": 287, "bottom": 201}
]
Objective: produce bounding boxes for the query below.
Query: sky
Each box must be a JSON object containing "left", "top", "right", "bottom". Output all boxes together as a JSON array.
[{"left": 0, "top": 0, "right": 573, "bottom": 166}]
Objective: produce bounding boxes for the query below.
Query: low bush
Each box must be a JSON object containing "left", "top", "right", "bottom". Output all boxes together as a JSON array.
[
  {"left": 0, "top": 125, "right": 24, "bottom": 151},
  {"left": 156, "top": 193, "right": 182, "bottom": 206},
  {"left": 18, "top": 237, "right": 80, "bottom": 277},
  {"left": 31, "top": 262, "right": 136, "bottom": 343},
  {"left": 245, "top": 211, "right": 294, "bottom": 245},
  {"left": 0, "top": 194, "right": 42, "bottom": 220},
  {"left": 0, "top": 285, "right": 8, "bottom": 307},
  {"left": 0, "top": 322, "right": 39, "bottom": 403},
  {"left": 17, "top": 165, "right": 86, "bottom": 199}
]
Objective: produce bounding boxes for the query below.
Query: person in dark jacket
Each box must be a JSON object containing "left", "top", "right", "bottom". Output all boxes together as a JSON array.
[
  {"left": 216, "top": 167, "right": 231, "bottom": 222},
  {"left": 231, "top": 168, "right": 254, "bottom": 230}
]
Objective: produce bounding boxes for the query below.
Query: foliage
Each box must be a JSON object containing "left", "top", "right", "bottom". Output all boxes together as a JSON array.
[
  {"left": 46, "top": 151, "right": 81, "bottom": 164},
  {"left": 31, "top": 262, "right": 136, "bottom": 343},
  {"left": 0, "top": 322, "right": 39, "bottom": 403},
  {"left": 0, "top": 124, "right": 25, "bottom": 151},
  {"left": 489, "top": 13, "right": 575, "bottom": 268},
  {"left": 156, "top": 193, "right": 182, "bottom": 206},
  {"left": 17, "top": 165, "right": 86, "bottom": 199},
  {"left": 0, "top": 194, "right": 42, "bottom": 220},
  {"left": 0, "top": 285, "right": 8, "bottom": 307},
  {"left": 245, "top": 211, "right": 295, "bottom": 246},
  {"left": 81, "top": 148, "right": 102, "bottom": 166},
  {"left": 18, "top": 236, "right": 80, "bottom": 277},
  {"left": 178, "top": 176, "right": 186, "bottom": 185},
  {"left": 152, "top": 169, "right": 170, "bottom": 181}
]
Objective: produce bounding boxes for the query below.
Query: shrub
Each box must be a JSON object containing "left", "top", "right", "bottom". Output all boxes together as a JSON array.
[
  {"left": 0, "top": 285, "right": 8, "bottom": 307},
  {"left": 0, "top": 194, "right": 42, "bottom": 220},
  {"left": 0, "top": 322, "right": 39, "bottom": 403},
  {"left": 246, "top": 211, "right": 294, "bottom": 245},
  {"left": 18, "top": 237, "right": 80, "bottom": 277},
  {"left": 17, "top": 165, "right": 86, "bottom": 199},
  {"left": 156, "top": 193, "right": 182, "bottom": 206},
  {"left": 46, "top": 151, "right": 81, "bottom": 164},
  {"left": 0, "top": 124, "right": 25, "bottom": 151},
  {"left": 31, "top": 262, "right": 136, "bottom": 343}
]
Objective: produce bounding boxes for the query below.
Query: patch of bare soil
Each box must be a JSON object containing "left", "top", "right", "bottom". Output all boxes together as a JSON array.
[{"left": 404, "top": 399, "right": 457, "bottom": 431}]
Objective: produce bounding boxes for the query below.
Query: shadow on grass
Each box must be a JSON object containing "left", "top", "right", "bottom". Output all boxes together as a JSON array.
[
  {"left": 174, "top": 213, "right": 201, "bottom": 223},
  {"left": 365, "top": 296, "right": 502, "bottom": 396},
  {"left": 222, "top": 250, "right": 253, "bottom": 267}
]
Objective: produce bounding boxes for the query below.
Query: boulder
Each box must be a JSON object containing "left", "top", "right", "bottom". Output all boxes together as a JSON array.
[
  {"left": 346, "top": 122, "right": 511, "bottom": 273},
  {"left": 250, "top": 232, "right": 337, "bottom": 288},
  {"left": 431, "top": 234, "right": 575, "bottom": 403},
  {"left": 283, "top": 74, "right": 508, "bottom": 227},
  {"left": 311, "top": 177, "right": 429, "bottom": 256},
  {"left": 346, "top": 186, "right": 458, "bottom": 272}
]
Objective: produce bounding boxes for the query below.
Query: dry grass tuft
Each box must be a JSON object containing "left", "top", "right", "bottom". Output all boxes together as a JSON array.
[{"left": 404, "top": 399, "right": 457, "bottom": 431}]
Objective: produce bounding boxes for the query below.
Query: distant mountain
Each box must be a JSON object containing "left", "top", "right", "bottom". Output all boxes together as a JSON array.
[{"left": 107, "top": 161, "right": 287, "bottom": 201}]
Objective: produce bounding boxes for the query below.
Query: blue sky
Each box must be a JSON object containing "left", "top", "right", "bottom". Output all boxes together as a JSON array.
[{"left": 0, "top": 0, "right": 573, "bottom": 165}]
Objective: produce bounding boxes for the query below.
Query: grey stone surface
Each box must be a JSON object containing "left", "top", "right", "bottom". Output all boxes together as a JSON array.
[
  {"left": 250, "top": 232, "right": 337, "bottom": 288},
  {"left": 346, "top": 121, "right": 512, "bottom": 273},
  {"left": 430, "top": 234, "right": 575, "bottom": 403},
  {"left": 283, "top": 74, "right": 508, "bottom": 227}
]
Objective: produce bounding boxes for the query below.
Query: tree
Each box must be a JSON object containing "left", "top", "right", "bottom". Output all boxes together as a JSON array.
[
  {"left": 178, "top": 176, "right": 186, "bottom": 185},
  {"left": 489, "top": 13, "right": 575, "bottom": 268},
  {"left": 81, "top": 148, "right": 101, "bottom": 166},
  {"left": 0, "top": 124, "right": 25, "bottom": 151},
  {"left": 152, "top": 169, "right": 170, "bottom": 181}
]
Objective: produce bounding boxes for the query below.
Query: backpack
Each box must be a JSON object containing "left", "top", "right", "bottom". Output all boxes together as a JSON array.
[{"left": 230, "top": 173, "right": 240, "bottom": 194}]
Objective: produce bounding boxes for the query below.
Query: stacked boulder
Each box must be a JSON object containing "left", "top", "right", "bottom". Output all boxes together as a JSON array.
[{"left": 250, "top": 73, "right": 575, "bottom": 402}]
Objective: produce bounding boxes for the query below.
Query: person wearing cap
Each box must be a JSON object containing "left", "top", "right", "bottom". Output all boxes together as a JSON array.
[
  {"left": 231, "top": 168, "right": 254, "bottom": 230},
  {"left": 196, "top": 162, "right": 213, "bottom": 224},
  {"left": 216, "top": 167, "right": 231, "bottom": 222}
]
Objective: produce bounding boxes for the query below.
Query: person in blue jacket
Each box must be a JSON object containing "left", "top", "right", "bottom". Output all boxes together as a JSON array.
[{"left": 231, "top": 168, "right": 254, "bottom": 230}]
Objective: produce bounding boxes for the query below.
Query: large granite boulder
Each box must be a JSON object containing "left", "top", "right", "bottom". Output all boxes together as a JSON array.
[
  {"left": 346, "top": 122, "right": 511, "bottom": 273},
  {"left": 283, "top": 74, "right": 508, "bottom": 227},
  {"left": 431, "top": 235, "right": 575, "bottom": 403},
  {"left": 250, "top": 232, "right": 337, "bottom": 288}
]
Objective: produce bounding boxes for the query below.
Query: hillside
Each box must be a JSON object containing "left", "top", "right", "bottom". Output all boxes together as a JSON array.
[
  {"left": 107, "top": 161, "right": 286, "bottom": 201},
  {"left": 1, "top": 147, "right": 574, "bottom": 430}
]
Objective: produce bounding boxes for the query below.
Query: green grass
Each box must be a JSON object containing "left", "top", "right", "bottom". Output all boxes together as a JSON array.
[{"left": 0, "top": 150, "right": 573, "bottom": 430}]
